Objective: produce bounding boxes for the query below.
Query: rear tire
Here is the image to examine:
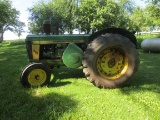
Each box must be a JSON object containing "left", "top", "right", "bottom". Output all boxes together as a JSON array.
[
  {"left": 20, "top": 63, "right": 51, "bottom": 87},
  {"left": 82, "top": 34, "right": 139, "bottom": 88}
]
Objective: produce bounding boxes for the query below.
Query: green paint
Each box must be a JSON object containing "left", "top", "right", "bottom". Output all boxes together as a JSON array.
[
  {"left": 26, "top": 34, "right": 89, "bottom": 41},
  {"left": 62, "top": 43, "right": 84, "bottom": 68}
]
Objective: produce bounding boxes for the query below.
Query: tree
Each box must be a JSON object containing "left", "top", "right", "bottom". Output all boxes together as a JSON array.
[
  {"left": 75, "top": 0, "right": 97, "bottom": 33},
  {"left": 28, "top": 0, "right": 77, "bottom": 34},
  {"left": 0, "top": 0, "right": 11, "bottom": 42},
  {"left": 28, "top": 1, "right": 52, "bottom": 34},
  {"left": 145, "top": 5, "right": 160, "bottom": 27},
  {"left": 144, "top": 0, "right": 160, "bottom": 29},
  {"left": 75, "top": 0, "right": 122, "bottom": 33},
  {"left": 130, "top": 7, "right": 148, "bottom": 32},
  {"left": 15, "top": 22, "right": 26, "bottom": 39},
  {"left": 28, "top": 0, "right": 151, "bottom": 34},
  {"left": 75, "top": 0, "right": 135, "bottom": 33},
  {"left": 0, "top": 0, "right": 25, "bottom": 42},
  {"left": 144, "top": 0, "right": 160, "bottom": 6}
]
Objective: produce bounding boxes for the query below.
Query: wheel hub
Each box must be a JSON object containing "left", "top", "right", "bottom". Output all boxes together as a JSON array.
[
  {"left": 35, "top": 74, "right": 40, "bottom": 80},
  {"left": 108, "top": 58, "right": 116, "bottom": 68},
  {"left": 96, "top": 48, "right": 128, "bottom": 80},
  {"left": 28, "top": 69, "right": 47, "bottom": 86}
]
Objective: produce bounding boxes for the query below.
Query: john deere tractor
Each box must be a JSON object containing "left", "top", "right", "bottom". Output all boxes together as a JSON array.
[{"left": 20, "top": 20, "right": 139, "bottom": 88}]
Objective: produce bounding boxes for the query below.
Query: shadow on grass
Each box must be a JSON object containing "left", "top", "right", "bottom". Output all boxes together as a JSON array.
[
  {"left": 0, "top": 88, "right": 77, "bottom": 120},
  {"left": 49, "top": 67, "right": 85, "bottom": 87},
  {"left": 121, "top": 50, "right": 160, "bottom": 94}
]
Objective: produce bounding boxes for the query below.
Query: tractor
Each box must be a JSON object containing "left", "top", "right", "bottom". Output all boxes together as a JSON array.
[{"left": 20, "top": 20, "right": 139, "bottom": 88}]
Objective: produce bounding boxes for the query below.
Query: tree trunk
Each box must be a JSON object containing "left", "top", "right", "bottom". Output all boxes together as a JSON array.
[{"left": 0, "top": 33, "right": 3, "bottom": 43}]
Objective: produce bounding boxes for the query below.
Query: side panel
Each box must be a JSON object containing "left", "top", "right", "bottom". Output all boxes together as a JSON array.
[{"left": 32, "top": 44, "right": 40, "bottom": 60}]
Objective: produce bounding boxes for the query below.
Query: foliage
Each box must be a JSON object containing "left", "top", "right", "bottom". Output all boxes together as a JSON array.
[
  {"left": 129, "top": 7, "right": 148, "bottom": 32},
  {"left": 0, "top": 0, "right": 25, "bottom": 42},
  {"left": 14, "top": 22, "right": 26, "bottom": 39},
  {"left": 76, "top": 0, "right": 124, "bottom": 33},
  {"left": 28, "top": 0, "right": 160, "bottom": 34},
  {"left": 144, "top": 0, "right": 160, "bottom": 6},
  {"left": 145, "top": 5, "right": 160, "bottom": 26},
  {"left": 143, "top": 0, "right": 160, "bottom": 30},
  {"left": 0, "top": 38, "right": 160, "bottom": 120},
  {"left": 28, "top": 0, "right": 137, "bottom": 34},
  {"left": 114, "top": 0, "right": 136, "bottom": 30},
  {"left": 28, "top": 1, "right": 51, "bottom": 34},
  {"left": 28, "top": 0, "right": 77, "bottom": 34}
]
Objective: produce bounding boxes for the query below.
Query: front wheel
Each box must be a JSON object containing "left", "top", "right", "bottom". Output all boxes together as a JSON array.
[
  {"left": 20, "top": 63, "right": 51, "bottom": 87},
  {"left": 82, "top": 34, "right": 139, "bottom": 88}
]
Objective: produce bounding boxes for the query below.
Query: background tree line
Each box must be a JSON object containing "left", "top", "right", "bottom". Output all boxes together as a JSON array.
[{"left": 28, "top": 0, "right": 160, "bottom": 34}]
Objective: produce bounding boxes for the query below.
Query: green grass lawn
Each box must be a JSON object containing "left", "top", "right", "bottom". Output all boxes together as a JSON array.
[{"left": 0, "top": 38, "right": 160, "bottom": 120}]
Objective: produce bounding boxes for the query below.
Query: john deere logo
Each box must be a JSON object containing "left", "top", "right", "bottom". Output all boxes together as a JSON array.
[{"left": 33, "top": 49, "right": 38, "bottom": 55}]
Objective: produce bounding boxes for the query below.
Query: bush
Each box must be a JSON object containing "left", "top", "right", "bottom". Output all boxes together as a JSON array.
[{"left": 8, "top": 39, "right": 25, "bottom": 45}]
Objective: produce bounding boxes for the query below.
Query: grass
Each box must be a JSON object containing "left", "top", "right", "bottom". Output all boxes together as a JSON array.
[{"left": 0, "top": 36, "right": 160, "bottom": 120}]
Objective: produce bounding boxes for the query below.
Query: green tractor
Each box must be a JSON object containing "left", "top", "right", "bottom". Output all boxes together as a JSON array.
[{"left": 20, "top": 20, "right": 139, "bottom": 88}]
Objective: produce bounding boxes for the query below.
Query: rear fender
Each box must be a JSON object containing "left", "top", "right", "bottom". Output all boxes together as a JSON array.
[{"left": 89, "top": 28, "right": 137, "bottom": 47}]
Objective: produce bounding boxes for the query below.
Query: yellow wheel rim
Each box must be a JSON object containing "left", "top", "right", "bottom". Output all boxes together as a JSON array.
[
  {"left": 28, "top": 69, "right": 47, "bottom": 86},
  {"left": 96, "top": 48, "right": 128, "bottom": 80}
]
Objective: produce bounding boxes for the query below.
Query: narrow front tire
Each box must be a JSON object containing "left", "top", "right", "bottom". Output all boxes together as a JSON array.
[{"left": 20, "top": 63, "right": 51, "bottom": 87}]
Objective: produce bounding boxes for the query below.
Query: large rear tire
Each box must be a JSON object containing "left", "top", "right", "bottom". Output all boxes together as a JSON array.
[
  {"left": 20, "top": 63, "right": 51, "bottom": 87},
  {"left": 82, "top": 34, "right": 139, "bottom": 88}
]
